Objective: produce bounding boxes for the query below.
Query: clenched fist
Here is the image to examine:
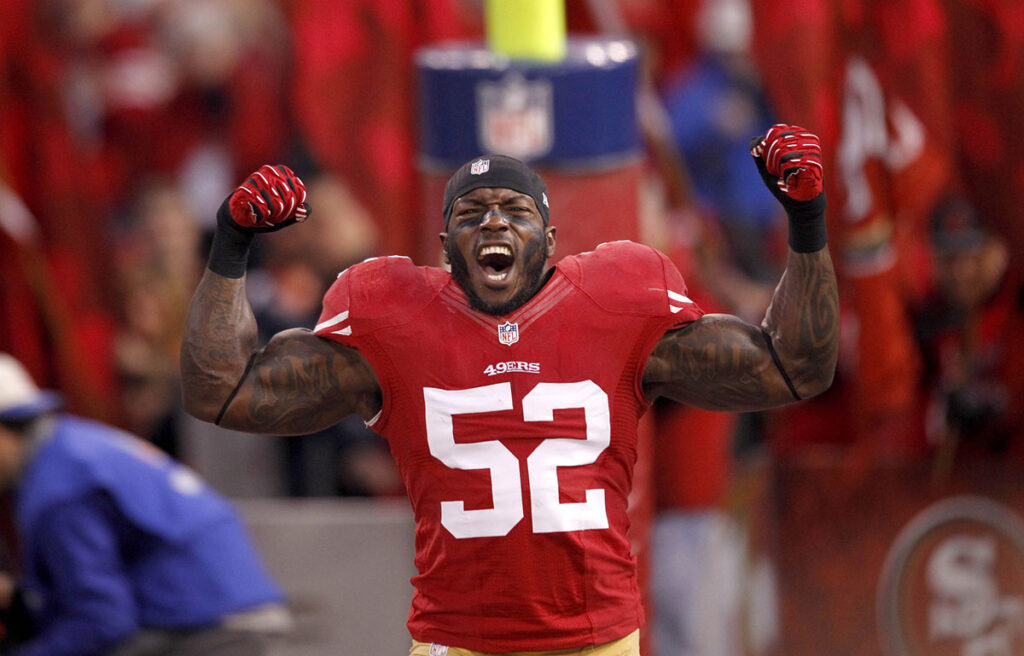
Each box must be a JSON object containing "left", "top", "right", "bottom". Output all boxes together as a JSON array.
[
  {"left": 750, "top": 124, "right": 827, "bottom": 252},
  {"left": 750, "top": 124, "right": 824, "bottom": 202},
  {"left": 208, "top": 164, "right": 311, "bottom": 278},
  {"left": 224, "top": 164, "right": 310, "bottom": 232}
]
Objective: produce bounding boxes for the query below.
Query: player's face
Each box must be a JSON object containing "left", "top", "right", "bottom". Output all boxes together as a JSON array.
[{"left": 441, "top": 187, "right": 556, "bottom": 315}]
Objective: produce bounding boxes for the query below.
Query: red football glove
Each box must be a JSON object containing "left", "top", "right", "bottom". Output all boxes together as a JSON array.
[
  {"left": 750, "top": 124, "right": 827, "bottom": 252},
  {"left": 227, "top": 164, "right": 309, "bottom": 232},
  {"left": 208, "top": 164, "right": 311, "bottom": 278},
  {"left": 750, "top": 124, "right": 824, "bottom": 202}
]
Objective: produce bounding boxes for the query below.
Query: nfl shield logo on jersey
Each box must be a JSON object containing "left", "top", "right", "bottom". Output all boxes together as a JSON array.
[{"left": 497, "top": 321, "right": 519, "bottom": 346}]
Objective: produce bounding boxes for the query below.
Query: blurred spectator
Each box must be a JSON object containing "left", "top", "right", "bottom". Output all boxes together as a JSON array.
[
  {"left": 63, "top": 0, "right": 293, "bottom": 214},
  {"left": 646, "top": 129, "right": 773, "bottom": 656},
  {"left": 0, "top": 1, "right": 123, "bottom": 423},
  {"left": 912, "top": 196, "right": 1024, "bottom": 469},
  {"left": 650, "top": 401, "right": 747, "bottom": 656},
  {"left": 637, "top": 3, "right": 784, "bottom": 653},
  {"left": 0, "top": 352, "right": 291, "bottom": 656},
  {"left": 112, "top": 180, "right": 203, "bottom": 456},
  {"left": 650, "top": 227, "right": 780, "bottom": 656},
  {"left": 661, "top": 0, "right": 783, "bottom": 284},
  {"left": 1, "top": 0, "right": 293, "bottom": 428}
]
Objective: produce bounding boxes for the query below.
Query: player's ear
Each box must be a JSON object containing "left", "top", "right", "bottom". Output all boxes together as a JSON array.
[
  {"left": 545, "top": 225, "right": 556, "bottom": 257},
  {"left": 439, "top": 232, "right": 450, "bottom": 264}
]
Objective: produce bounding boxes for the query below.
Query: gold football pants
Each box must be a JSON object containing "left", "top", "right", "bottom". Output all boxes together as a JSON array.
[{"left": 410, "top": 629, "right": 640, "bottom": 656}]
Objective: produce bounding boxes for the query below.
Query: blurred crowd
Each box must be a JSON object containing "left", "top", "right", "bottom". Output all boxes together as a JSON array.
[
  {"left": 1, "top": 0, "right": 1023, "bottom": 654},
  {"left": 0, "top": 0, "right": 485, "bottom": 496}
]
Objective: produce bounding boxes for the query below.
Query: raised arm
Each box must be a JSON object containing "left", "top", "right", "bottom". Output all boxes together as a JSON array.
[
  {"left": 180, "top": 166, "right": 381, "bottom": 435},
  {"left": 644, "top": 125, "right": 839, "bottom": 411}
]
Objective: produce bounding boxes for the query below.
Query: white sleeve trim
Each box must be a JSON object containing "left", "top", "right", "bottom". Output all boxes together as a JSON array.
[{"left": 315, "top": 310, "right": 349, "bottom": 333}]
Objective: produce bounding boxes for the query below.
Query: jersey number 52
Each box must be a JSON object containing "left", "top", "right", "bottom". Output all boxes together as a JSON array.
[{"left": 424, "top": 381, "right": 611, "bottom": 539}]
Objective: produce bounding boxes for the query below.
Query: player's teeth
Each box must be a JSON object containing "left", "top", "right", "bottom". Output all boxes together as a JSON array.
[
  {"left": 480, "top": 245, "right": 512, "bottom": 257},
  {"left": 487, "top": 271, "right": 509, "bottom": 281}
]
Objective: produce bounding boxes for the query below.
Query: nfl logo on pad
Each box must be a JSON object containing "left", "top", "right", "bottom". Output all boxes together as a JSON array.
[
  {"left": 497, "top": 321, "right": 519, "bottom": 346},
  {"left": 471, "top": 158, "right": 490, "bottom": 175},
  {"left": 477, "top": 73, "right": 554, "bottom": 160}
]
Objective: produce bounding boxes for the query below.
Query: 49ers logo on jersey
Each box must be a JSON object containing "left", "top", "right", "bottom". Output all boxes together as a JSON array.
[
  {"left": 483, "top": 361, "right": 540, "bottom": 376},
  {"left": 497, "top": 321, "right": 519, "bottom": 345}
]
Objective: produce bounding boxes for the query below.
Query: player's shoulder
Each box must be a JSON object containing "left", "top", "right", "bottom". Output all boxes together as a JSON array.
[
  {"left": 316, "top": 256, "right": 448, "bottom": 336},
  {"left": 559, "top": 240, "right": 677, "bottom": 291},
  {"left": 558, "top": 240, "right": 698, "bottom": 317},
  {"left": 565, "top": 239, "right": 672, "bottom": 273}
]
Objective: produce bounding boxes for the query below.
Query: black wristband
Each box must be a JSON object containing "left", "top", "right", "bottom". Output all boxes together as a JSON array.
[
  {"left": 785, "top": 194, "right": 828, "bottom": 253},
  {"left": 207, "top": 197, "right": 255, "bottom": 278}
]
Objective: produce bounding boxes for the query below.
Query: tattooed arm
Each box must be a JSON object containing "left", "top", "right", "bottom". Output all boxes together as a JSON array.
[
  {"left": 180, "top": 271, "right": 382, "bottom": 436},
  {"left": 643, "top": 248, "right": 838, "bottom": 411},
  {"left": 643, "top": 124, "right": 839, "bottom": 410},
  {"left": 180, "top": 164, "right": 381, "bottom": 434}
]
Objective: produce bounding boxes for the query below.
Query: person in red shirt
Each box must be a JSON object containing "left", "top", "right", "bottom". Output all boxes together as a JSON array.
[
  {"left": 178, "top": 124, "right": 838, "bottom": 654},
  {"left": 912, "top": 195, "right": 1024, "bottom": 467}
]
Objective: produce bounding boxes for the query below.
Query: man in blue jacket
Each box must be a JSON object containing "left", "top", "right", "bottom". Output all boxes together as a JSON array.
[{"left": 0, "top": 353, "right": 291, "bottom": 656}]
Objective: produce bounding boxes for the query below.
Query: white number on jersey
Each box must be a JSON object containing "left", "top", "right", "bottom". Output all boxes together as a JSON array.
[{"left": 424, "top": 381, "right": 611, "bottom": 539}]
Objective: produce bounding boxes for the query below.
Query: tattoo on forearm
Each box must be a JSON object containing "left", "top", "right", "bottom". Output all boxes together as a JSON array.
[
  {"left": 763, "top": 250, "right": 840, "bottom": 393},
  {"left": 180, "top": 274, "right": 258, "bottom": 413}
]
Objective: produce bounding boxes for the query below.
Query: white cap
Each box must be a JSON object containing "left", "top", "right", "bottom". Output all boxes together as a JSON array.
[
  {"left": 0, "top": 354, "right": 62, "bottom": 422},
  {"left": 697, "top": 0, "right": 753, "bottom": 54}
]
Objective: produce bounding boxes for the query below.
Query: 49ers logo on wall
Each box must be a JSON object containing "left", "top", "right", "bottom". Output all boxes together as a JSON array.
[
  {"left": 878, "top": 496, "right": 1024, "bottom": 655},
  {"left": 476, "top": 73, "right": 553, "bottom": 161}
]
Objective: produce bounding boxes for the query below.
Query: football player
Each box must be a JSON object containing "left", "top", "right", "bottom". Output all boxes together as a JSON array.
[{"left": 180, "top": 124, "right": 838, "bottom": 655}]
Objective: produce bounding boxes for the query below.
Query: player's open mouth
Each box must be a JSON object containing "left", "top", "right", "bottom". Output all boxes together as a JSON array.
[{"left": 477, "top": 244, "right": 515, "bottom": 283}]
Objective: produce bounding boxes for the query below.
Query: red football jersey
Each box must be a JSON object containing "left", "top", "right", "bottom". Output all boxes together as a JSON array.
[{"left": 314, "top": 240, "right": 703, "bottom": 651}]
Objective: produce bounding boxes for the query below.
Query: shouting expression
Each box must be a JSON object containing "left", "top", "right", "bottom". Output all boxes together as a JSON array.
[{"left": 441, "top": 187, "right": 556, "bottom": 316}]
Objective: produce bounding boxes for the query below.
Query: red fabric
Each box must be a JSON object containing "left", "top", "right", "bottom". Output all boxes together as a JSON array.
[
  {"left": 944, "top": 0, "right": 1024, "bottom": 265},
  {"left": 0, "top": 239, "right": 49, "bottom": 384},
  {"left": 287, "top": 0, "right": 479, "bottom": 258},
  {"left": 226, "top": 50, "right": 290, "bottom": 175},
  {"left": 314, "top": 242, "right": 702, "bottom": 651},
  {"left": 0, "top": 8, "right": 119, "bottom": 421},
  {"left": 654, "top": 403, "right": 735, "bottom": 509},
  {"left": 97, "top": 34, "right": 289, "bottom": 199}
]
